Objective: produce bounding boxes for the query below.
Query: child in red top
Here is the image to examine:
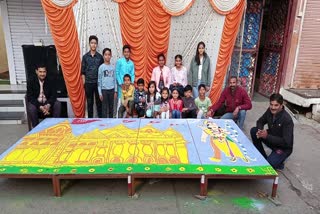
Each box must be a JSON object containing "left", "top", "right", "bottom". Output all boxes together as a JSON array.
[{"left": 169, "top": 88, "right": 183, "bottom": 118}]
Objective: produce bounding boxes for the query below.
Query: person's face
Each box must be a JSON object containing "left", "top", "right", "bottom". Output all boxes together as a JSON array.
[
  {"left": 269, "top": 100, "right": 283, "bottom": 115},
  {"left": 229, "top": 78, "right": 237, "bottom": 91},
  {"left": 149, "top": 84, "right": 155, "bottom": 94},
  {"left": 124, "top": 77, "right": 131, "bottom": 86},
  {"left": 89, "top": 39, "right": 97, "bottom": 51},
  {"left": 104, "top": 51, "right": 111, "bottom": 62},
  {"left": 36, "top": 67, "right": 47, "bottom": 81},
  {"left": 198, "top": 44, "right": 205, "bottom": 55},
  {"left": 123, "top": 48, "right": 130, "bottom": 59},
  {"left": 184, "top": 90, "right": 192, "bottom": 98},
  {"left": 172, "top": 90, "right": 179, "bottom": 99},
  {"left": 199, "top": 87, "right": 206, "bottom": 96},
  {"left": 175, "top": 57, "right": 182, "bottom": 67},
  {"left": 161, "top": 90, "right": 168, "bottom": 99},
  {"left": 138, "top": 83, "right": 144, "bottom": 92},
  {"left": 158, "top": 56, "right": 165, "bottom": 67}
]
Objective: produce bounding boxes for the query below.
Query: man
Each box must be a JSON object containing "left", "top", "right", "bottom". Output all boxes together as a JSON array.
[
  {"left": 207, "top": 76, "right": 252, "bottom": 129},
  {"left": 27, "top": 63, "right": 61, "bottom": 128},
  {"left": 250, "top": 93, "right": 294, "bottom": 170},
  {"left": 82, "top": 35, "right": 104, "bottom": 118}
]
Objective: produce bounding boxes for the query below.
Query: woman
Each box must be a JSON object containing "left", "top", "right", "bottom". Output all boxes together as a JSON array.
[
  {"left": 170, "top": 54, "right": 187, "bottom": 97},
  {"left": 188, "top": 41, "right": 211, "bottom": 98},
  {"left": 151, "top": 54, "right": 172, "bottom": 92}
]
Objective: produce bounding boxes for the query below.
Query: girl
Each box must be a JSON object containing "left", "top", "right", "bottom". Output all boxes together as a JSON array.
[
  {"left": 188, "top": 41, "right": 211, "bottom": 98},
  {"left": 145, "top": 81, "right": 161, "bottom": 118},
  {"left": 151, "top": 54, "right": 172, "bottom": 92},
  {"left": 170, "top": 55, "right": 187, "bottom": 97},
  {"left": 158, "top": 87, "right": 170, "bottom": 119},
  {"left": 169, "top": 88, "right": 183, "bottom": 119}
]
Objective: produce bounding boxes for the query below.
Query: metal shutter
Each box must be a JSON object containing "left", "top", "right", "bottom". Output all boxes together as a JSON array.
[
  {"left": 294, "top": 0, "right": 320, "bottom": 89},
  {"left": 7, "top": 0, "right": 53, "bottom": 84}
]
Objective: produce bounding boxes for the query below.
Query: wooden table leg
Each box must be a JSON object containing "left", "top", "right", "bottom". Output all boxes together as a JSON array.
[
  {"left": 271, "top": 176, "right": 279, "bottom": 199},
  {"left": 200, "top": 175, "right": 208, "bottom": 196},
  {"left": 52, "top": 176, "right": 61, "bottom": 197}
]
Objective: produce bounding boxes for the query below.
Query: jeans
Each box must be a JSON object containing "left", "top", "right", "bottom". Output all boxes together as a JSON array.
[
  {"left": 171, "top": 110, "right": 181, "bottom": 119},
  {"left": 220, "top": 110, "right": 246, "bottom": 129},
  {"left": 101, "top": 89, "right": 114, "bottom": 118},
  {"left": 136, "top": 106, "right": 146, "bottom": 118},
  {"left": 118, "top": 100, "right": 134, "bottom": 118},
  {"left": 85, "top": 83, "right": 102, "bottom": 118},
  {"left": 182, "top": 109, "right": 197, "bottom": 118},
  {"left": 27, "top": 101, "right": 61, "bottom": 128},
  {"left": 250, "top": 127, "right": 292, "bottom": 169}
]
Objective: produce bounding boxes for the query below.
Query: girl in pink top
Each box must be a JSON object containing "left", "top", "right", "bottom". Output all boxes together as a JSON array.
[
  {"left": 169, "top": 88, "right": 183, "bottom": 119},
  {"left": 170, "top": 54, "right": 187, "bottom": 96},
  {"left": 151, "top": 53, "right": 172, "bottom": 92}
]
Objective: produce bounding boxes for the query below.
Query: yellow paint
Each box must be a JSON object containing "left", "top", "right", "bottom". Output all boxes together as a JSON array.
[
  {"left": 199, "top": 121, "right": 249, "bottom": 163},
  {"left": 0, "top": 121, "right": 189, "bottom": 167}
]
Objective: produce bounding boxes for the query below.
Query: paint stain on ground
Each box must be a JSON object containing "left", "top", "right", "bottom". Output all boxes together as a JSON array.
[{"left": 232, "top": 197, "right": 265, "bottom": 211}]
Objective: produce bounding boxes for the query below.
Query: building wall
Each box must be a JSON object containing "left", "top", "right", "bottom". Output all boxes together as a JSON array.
[
  {"left": 293, "top": 0, "right": 320, "bottom": 89},
  {"left": 0, "top": 16, "right": 9, "bottom": 74},
  {"left": 6, "top": 0, "right": 53, "bottom": 84}
]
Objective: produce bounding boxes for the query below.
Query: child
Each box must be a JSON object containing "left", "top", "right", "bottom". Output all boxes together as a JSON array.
[
  {"left": 170, "top": 55, "right": 187, "bottom": 97},
  {"left": 98, "top": 48, "right": 117, "bottom": 118},
  {"left": 118, "top": 74, "right": 135, "bottom": 118},
  {"left": 158, "top": 87, "right": 170, "bottom": 119},
  {"left": 134, "top": 78, "right": 147, "bottom": 118},
  {"left": 195, "top": 84, "right": 212, "bottom": 119},
  {"left": 182, "top": 85, "right": 197, "bottom": 118},
  {"left": 169, "top": 88, "right": 183, "bottom": 119},
  {"left": 151, "top": 54, "right": 171, "bottom": 92},
  {"left": 146, "top": 81, "right": 161, "bottom": 118}
]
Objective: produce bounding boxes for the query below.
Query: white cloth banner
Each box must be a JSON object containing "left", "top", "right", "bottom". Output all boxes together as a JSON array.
[
  {"left": 166, "top": 0, "right": 225, "bottom": 86},
  {"left": 209, "top": 0, "right": 240, "bottom": 12},
  {"left": 51, "top": 0, "right": 74, "bottom": 7},
  {"left": 73, "top": 0, "right": 123, "bottom": 64},
  {"left": 158, "top": 0, "right": 194, "bottom": 15}
]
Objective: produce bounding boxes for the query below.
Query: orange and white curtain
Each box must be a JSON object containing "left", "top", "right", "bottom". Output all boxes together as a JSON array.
[{"left": 42, "top": 0, "right": 244, "bottom": 117}]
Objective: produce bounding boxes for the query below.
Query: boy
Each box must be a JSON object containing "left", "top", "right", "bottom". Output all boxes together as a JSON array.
[
  {"left": 134, "top": 78, "right": 147, "bottom": 118},
  {"left": 98, "top": 48, "right": 117, "bottom": 118},
  {"left": 118, "top": 74, "right": 135, "bottom": 118},
  {"left": 195, "top": 84, "right": 212, "bottom": 118},
  {"left": 116, "top": 45, "right": 135, "bottom": 98},
  {"left": 182, "top": 85, "right": 197, "bottom": 118},
  {"left": 82, "top": 35, "right": 103, "bottom": 118}
]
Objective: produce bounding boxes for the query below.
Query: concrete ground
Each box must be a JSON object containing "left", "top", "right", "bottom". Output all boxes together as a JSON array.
[{"left": 0, "top": 94, "right": 319, "bottom": 214}]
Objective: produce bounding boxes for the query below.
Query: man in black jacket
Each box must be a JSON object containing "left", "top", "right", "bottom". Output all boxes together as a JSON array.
[
  {"left": 250, "top": 93, "right": 294, "bottom": 170},
  {"left": 27, "top": 63, "right": 61, "bottom": 128}
]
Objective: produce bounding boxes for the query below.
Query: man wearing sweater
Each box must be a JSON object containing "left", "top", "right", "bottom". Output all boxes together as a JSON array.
[{"left": 207, "top": 76, "right": 252, "bottom": 129}]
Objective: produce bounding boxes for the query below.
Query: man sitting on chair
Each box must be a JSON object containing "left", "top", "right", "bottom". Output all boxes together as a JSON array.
[
  {"left": 27, "top": 63, "right": 61, "bottom": 128},
  {"left": 207, "top": 76, "right": 252, "bottom": 129}
]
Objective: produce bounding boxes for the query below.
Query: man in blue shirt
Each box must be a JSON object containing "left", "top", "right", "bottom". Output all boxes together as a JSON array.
[{"left": 82, "top": 35, "right": 103, "bottom": 118}]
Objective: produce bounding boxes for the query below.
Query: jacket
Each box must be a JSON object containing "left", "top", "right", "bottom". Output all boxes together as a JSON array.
[
  {"left": 27, "top": 76, "right": 57, "bottom": 108},
  {"left": 210, "top": 86, "right": 252, "bottom": 113},
  {"left": 188, "top": 55, "right": 211, "bottom": 87},
  {"left": 256, "top": 108, "right": 294, "bottom": 151},
  {"left": 151, "top": 65, "right": 172, "bottom": 92}
]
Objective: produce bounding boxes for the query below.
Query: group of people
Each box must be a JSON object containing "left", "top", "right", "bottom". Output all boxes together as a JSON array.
[{"left": 26, "top": 35, "right": 294, "bottom": 171}]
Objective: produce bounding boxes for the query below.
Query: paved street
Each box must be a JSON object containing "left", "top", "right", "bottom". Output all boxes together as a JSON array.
[{"left": 0, "top": 94, "right": 319, "bottom": 214}]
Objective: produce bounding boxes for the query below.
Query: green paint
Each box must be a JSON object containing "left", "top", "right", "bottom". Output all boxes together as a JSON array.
[
  {"left": 232, "top": 197, "right": 259, "bottom": 209},
  {"left": 0, "top": 164, "right": 277, "bottom": 175}
]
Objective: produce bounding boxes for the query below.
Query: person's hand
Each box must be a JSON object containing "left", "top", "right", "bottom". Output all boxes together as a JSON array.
[
  {"left": 114, "top": 92, "right": 117, "bottom": 100},
  {"left": 182, "top": 108, "right": 188, "bottom": 112},
  {"left": 141, "top": 97, "right": 146, "bottom": 103},
  {"left": 126, "top": 107, "right": 130, "bottom": 113},
  {"left": 205, "top": 86, "right": 210, "bottom": 92},
  {"left": 99, "top": 95, "right": 103, "bottom": 101},
  {"left": 207, "top": 110, "right": 214, "bottom": 117},
  {"left": 233, "top": 107, "right": 239, "bottom": 118},
  {"left": 256, "top": 129, "right": 268, "bottom": 139}
]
